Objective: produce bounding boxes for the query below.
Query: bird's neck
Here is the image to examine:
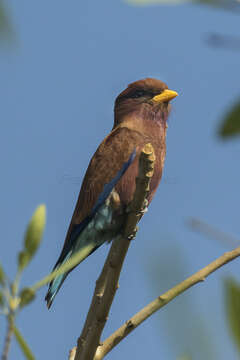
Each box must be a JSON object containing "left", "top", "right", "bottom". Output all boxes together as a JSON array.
[{"left": 114, "top": 106, "right": 168, "bottom": 139}]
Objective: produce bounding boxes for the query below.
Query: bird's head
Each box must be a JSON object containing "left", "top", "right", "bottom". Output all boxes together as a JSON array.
[{"left": 114, "top": 78, "right": 178, "bottom": 127}]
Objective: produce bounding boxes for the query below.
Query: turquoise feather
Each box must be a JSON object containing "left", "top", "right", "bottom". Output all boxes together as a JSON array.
[{"left": 45, "top": 203, "right": 115, "bottom": 308}]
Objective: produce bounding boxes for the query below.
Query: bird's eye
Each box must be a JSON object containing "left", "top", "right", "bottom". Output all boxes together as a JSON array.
[{"left": 130, "top": 90, "right": 145, "bottom": 98}]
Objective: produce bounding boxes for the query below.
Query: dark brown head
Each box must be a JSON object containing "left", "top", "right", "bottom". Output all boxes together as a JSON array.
[{"left": 114, "top": 78, "right": 178, "bottom": 127}]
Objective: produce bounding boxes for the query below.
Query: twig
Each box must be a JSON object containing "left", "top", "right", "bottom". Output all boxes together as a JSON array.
[
  {"left": 188, "top": 217, "right": 239, "bottom": 247},
  {"left": 74, "top": 143, "right": 155, "bottom": 360},
  {"left": 1, "top": 314, "right": 14, "bottom": 360},
  {"left": 206, "top": 32, "right": 240, "bottom": 51},
  {"left": 69, "top": 348, "right": 76, "bottom": 360},
  {"left": 95, "top": 246, "right": 240, "bottom": 359}
]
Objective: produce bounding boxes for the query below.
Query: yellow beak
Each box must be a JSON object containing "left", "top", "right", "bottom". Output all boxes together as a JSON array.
[{"left": 152, "top": 89, "right": 178, "bottom": 103}]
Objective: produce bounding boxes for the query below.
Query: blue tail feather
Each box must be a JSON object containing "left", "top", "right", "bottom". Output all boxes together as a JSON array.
[{"left": 45, "top": 240, "right": 101, "bottom": 308}]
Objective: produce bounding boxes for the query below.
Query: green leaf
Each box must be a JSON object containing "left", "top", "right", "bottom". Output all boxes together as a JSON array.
[
  {"left": 225, "top": 278, "right": 240, "bottom": 353},
  {"left": 126, "top": 0, "right": 188, "bottom": 4},
  {"left": 0, "top": 0, "right": 15, "bottom": 43},
  {"left": 18, "top": 204, "right": 46, "bottom": 271},
  {"left": 18, "top": 251, "right": 30, "bottom": 272},
  {"left": 0, "top": 263, "right": 5, "bottom": 285},
  {"left": 0, "top": 290, "right": 4, "bottom": 307},
  {"left": 219, "top": 100, "right": 240, "bottom": 138},
  {"left": 13, "top": 324, "right": 35, "bottom": 360},
  {"left": 197, "top": 0, "right": 240, "bottom": 9},
  {"left": 24, "top": 204, "right": 46, "bottom": 256},
  {"left": 19, "top": 288, "right": 35, "bottom": 308}
]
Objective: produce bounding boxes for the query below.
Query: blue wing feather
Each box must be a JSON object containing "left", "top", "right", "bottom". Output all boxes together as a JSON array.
[
  {"left": 72, "top": 148, "right": 136, "bottom": 241},
  {"left": 45, "top": 149, "right": 136, "bottom": 307}
]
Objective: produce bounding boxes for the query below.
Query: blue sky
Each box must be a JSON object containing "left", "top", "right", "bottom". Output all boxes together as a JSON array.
[{"left": 0, "top": 1, "right": 240, "bottom": 359}]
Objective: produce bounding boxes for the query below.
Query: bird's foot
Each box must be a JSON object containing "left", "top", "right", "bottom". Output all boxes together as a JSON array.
[
  {"left": 128, "top": 226, "right": 138, "bottom": 240},
  {"left": 140, "top": 199, "right": 148, "bottom": 214}
]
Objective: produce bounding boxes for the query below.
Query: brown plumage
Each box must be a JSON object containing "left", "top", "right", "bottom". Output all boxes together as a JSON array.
[
  {"left": 45, "top": 78, "right": 178, "bottom": 308},
  {"left": 72, "top": 78, "right": 172, "bottom": 222}
]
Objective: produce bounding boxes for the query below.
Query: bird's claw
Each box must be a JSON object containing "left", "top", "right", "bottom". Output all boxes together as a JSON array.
[
  {"left": 140, "top": 199, "right": 148, "bottom": 214},
  {"left": 140, "top": 207, "right": 148, "bottom": 215},
  {"left": 128, "top": 227, "right": 138, "bottom": 240}
]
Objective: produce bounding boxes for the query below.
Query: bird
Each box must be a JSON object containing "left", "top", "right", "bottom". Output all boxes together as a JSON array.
[{"left": 45, "top": 78, "right": 178, "bottom": 308}]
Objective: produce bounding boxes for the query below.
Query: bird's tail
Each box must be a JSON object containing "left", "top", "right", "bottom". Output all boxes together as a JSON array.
[{"left": 45, "top": 239, "right": 101, "bottom": 309}]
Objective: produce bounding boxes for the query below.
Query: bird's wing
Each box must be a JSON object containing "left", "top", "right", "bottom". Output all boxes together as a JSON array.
[{"left": 55, "top": 126, "right": 145, "bottom": 266}]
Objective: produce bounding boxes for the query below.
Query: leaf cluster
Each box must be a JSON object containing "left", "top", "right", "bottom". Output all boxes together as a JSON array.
[{"left": 0, "top": 205, "right": 46, "bottom": 359}]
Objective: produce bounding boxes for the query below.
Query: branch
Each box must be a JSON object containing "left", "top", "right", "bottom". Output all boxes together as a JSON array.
[
  {"left": 1, "top": 315, "right": 14, "bottom": 360},
  {"left": 96, "top": 246, "right": 240, "bottom": 359},
  {"left": 188, "top": 217, "right": 239, "bottom": 247},
  {"left": 74, "top": 143, "right": 155, "bottom": 360},
  {"left": 69, "top": 348, "right": 76, "bottom": 360}
]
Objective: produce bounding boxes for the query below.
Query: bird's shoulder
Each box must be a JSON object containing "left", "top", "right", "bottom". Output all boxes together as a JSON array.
[{"left": 90, "top": 125, "right": 143, "bottom": 166}]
